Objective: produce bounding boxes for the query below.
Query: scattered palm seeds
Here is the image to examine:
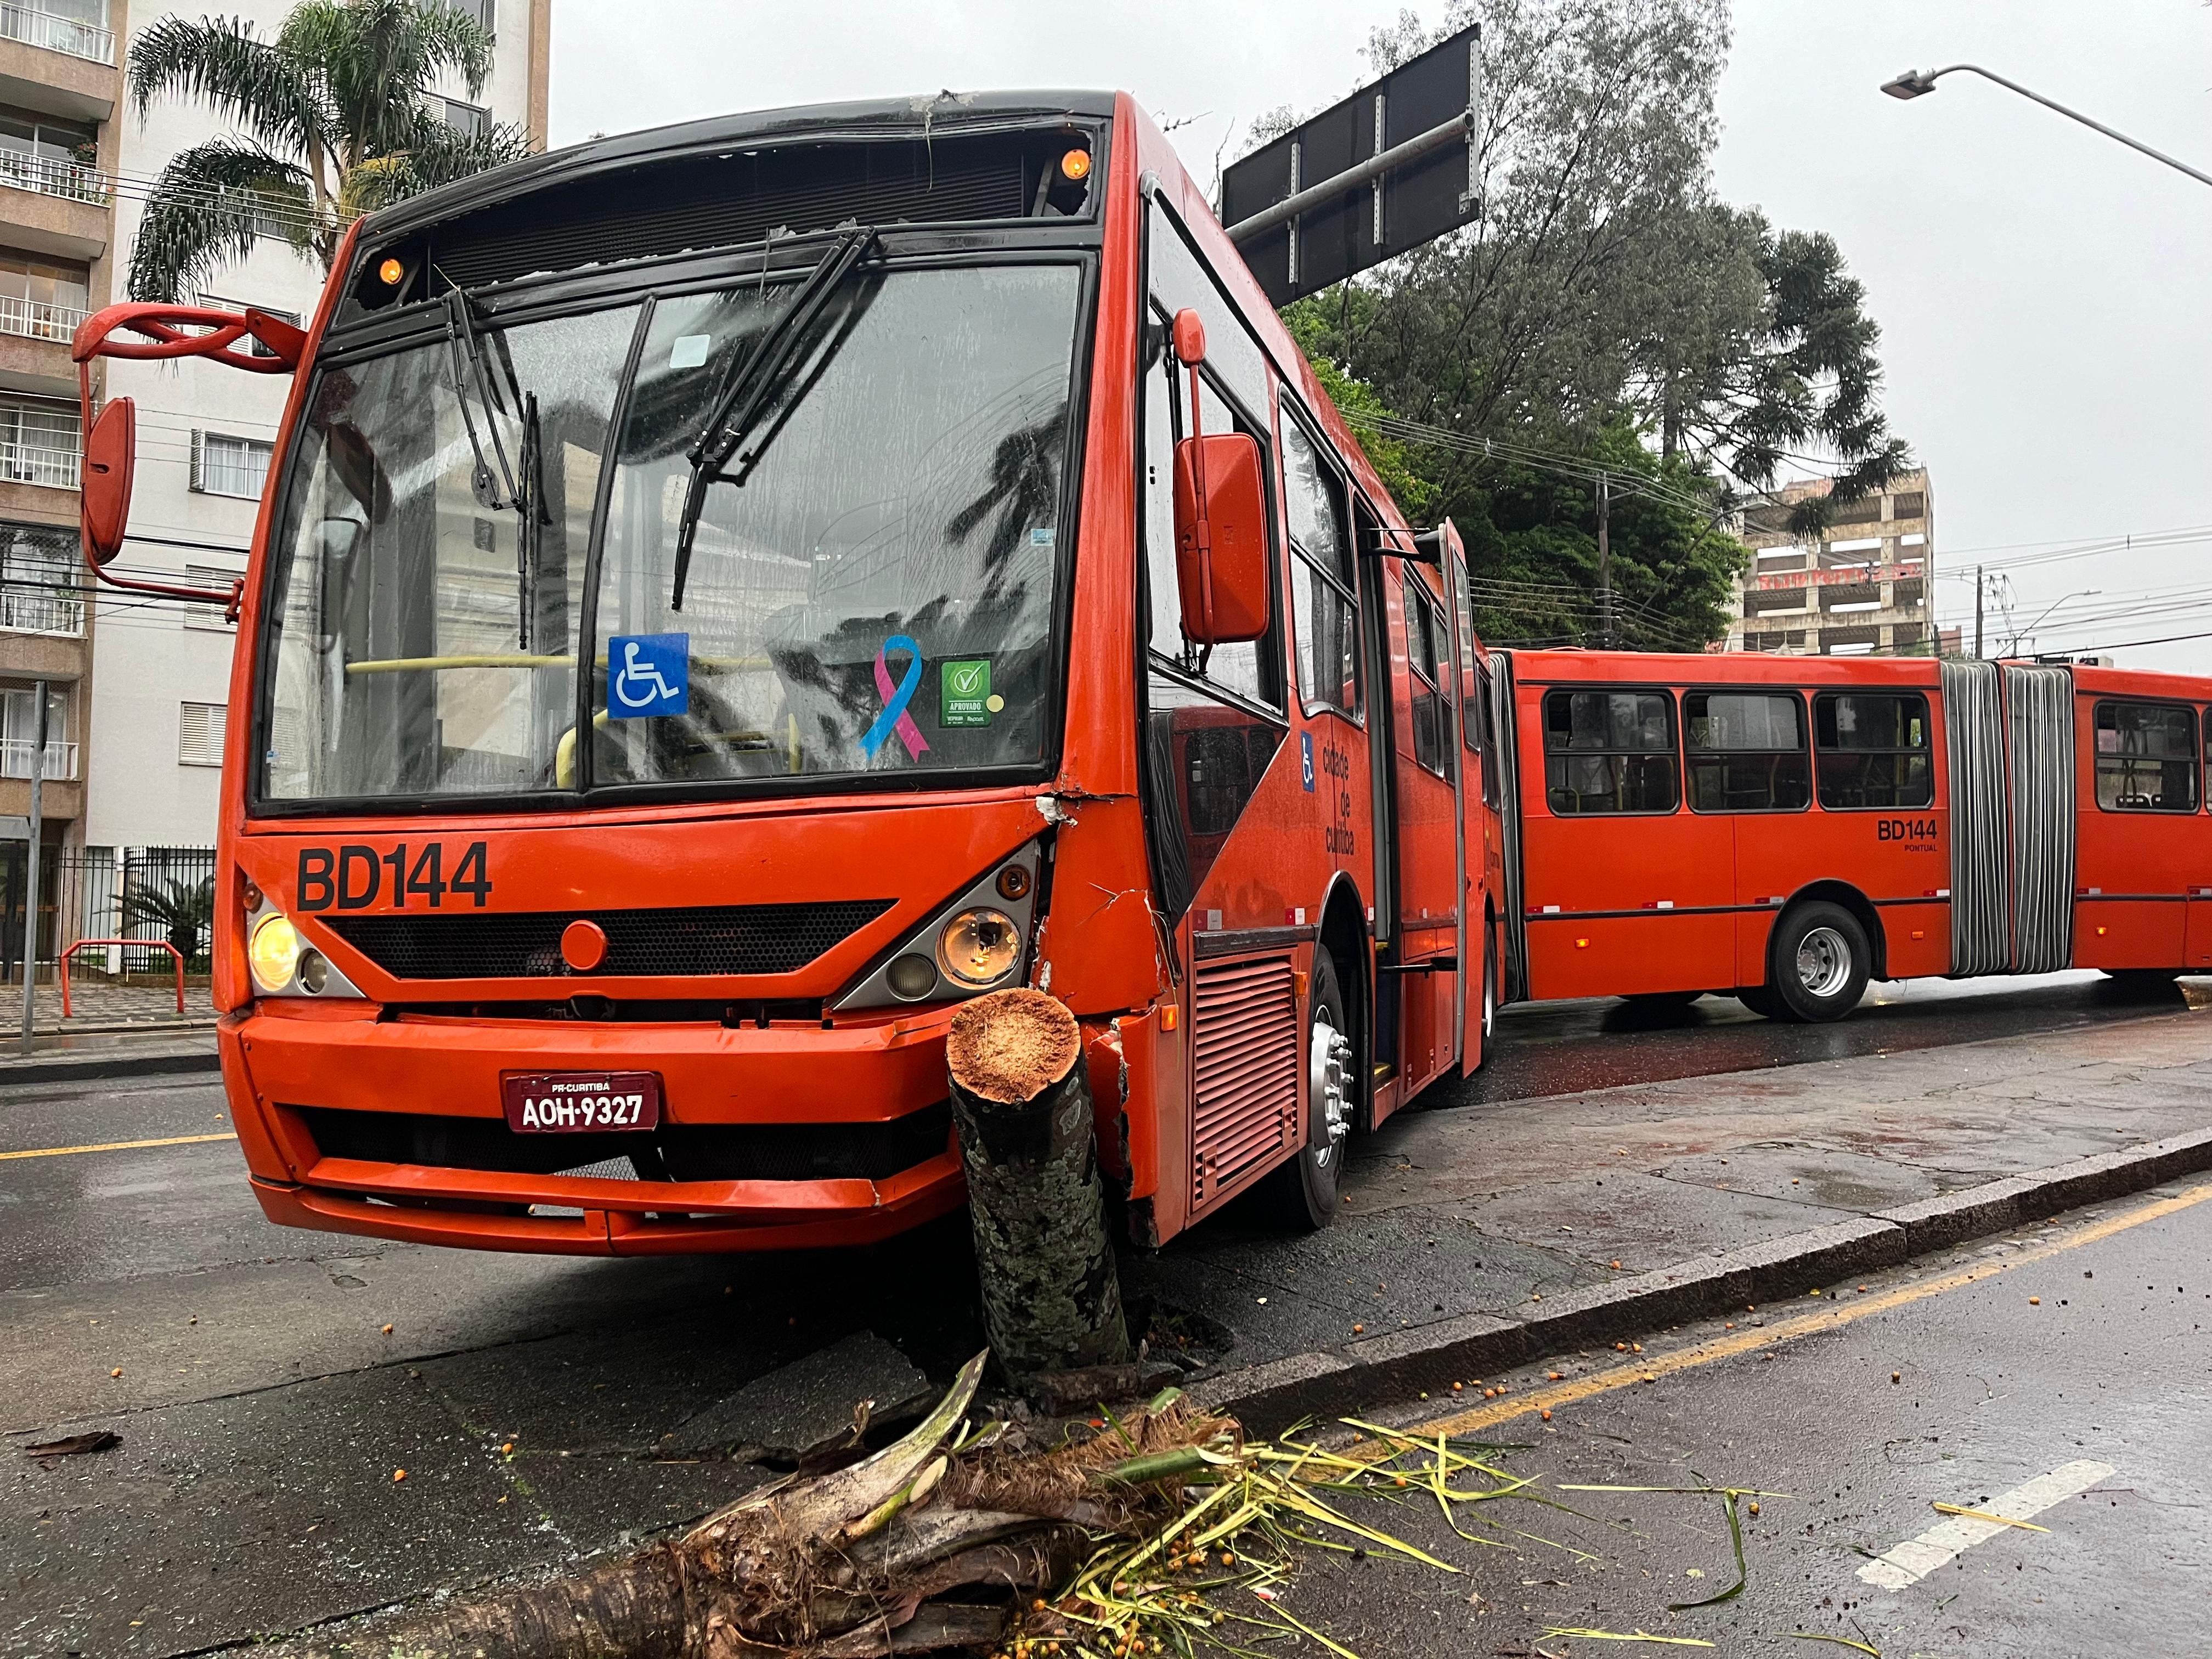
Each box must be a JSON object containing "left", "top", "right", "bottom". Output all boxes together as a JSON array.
[
  {"left": 381, "top": 1323, "right": 394, "bottom": 1335},
  {"left": 2030, "top": 1297, "right": 2041, "bottom": 1305},
  {"left": 1541, "top": 1408, "right": 1553, "bottom": 1421},
  {"left": 109, "top": 1368, "right": 121, "bottom": 1378},
  {"left": 393, "top": 1469, "right": 407, "bottom": 1482}
]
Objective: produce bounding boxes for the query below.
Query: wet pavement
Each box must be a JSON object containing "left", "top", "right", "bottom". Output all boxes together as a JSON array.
[
  {"left": 1249, "top": 1171, "right": 2212, "bottom": 1658},
  {"left": 2, "top": 974, "right": 2208, "bottom": 1654}
]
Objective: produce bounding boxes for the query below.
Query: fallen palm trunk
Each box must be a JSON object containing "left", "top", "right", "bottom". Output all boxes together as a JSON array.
[
  {"left": 945, "top": 989, "right": 1130, "bottom": 1375},
  {"left": 278, "top": 1354, "right": 1232, "bottom": 1659}
]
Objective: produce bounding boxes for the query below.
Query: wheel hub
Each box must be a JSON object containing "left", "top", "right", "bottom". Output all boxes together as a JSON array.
[
  {"left": 1308, "top": 1014, "right": 1352, "bottom": 1168},
  {"left": 1795, "top": 924, "right": 1852, "bottom": 998}
]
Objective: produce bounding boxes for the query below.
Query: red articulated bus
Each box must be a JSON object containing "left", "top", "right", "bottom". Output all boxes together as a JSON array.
[
  {"left": 1487, "top": 648, "right": 2212, "bottom": 1020},
  {"left": 71, "top": 92, "right": 1506, "bottom": 1256}
]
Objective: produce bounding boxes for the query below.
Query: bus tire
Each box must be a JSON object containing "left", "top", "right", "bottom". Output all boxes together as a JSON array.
[
  {"left": 1736, "top": 985, "right": 1781, "bottom": 1019},
  {"left": 1479, "top": 927, "right": 1498, "bottom": 1060},
  {"left": 1768, "top": 901, "right": 1871, "bottom": 1023},
  {"left": 1262, "top": 952, "right": 1352, "bottom": 1231}
]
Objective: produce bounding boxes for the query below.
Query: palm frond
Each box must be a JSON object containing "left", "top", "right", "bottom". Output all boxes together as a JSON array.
[
  {"left": 284, "top": 0, "right": 495, "bottom": 164},
  {"left": 126, "top": 14, "right": 322, "bottom": 160},
  {"left": 125, "top": 137, "right": 316, "bottom": 302},
  {"left": 339, "top": 114, "right": 531, "bottom": 215}
]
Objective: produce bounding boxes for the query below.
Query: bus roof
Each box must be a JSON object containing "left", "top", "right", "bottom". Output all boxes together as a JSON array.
[{"left": 362, "top": 89, "right": 1122, "bottom": 244}]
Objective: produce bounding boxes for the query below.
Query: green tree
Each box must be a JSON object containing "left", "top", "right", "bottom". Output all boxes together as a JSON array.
[
  {"left": 119, "top": 876, "right": 215, "bottom": 968},
  {"left": 124, "top": 0, "right": 533, "bottom": 302}
]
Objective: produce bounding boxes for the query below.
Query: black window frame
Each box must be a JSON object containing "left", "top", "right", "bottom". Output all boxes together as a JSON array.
[
  {"left": 1402, "top": 572, "right": 1451, "bottom": 781},
  {"left": 1683, "top": 687, "right": 1811, "bottom": 815},
  {"left": 1541, "top": 685, "right": 1681, "bottom": 817},
  {"left": 1811, "top": 690, "right": 1933, "bottom": 811},
  {"left": 1276, "top": 394, "right": 1361, "bottom": 726},
  {"left": 2093, "top": 698, "right": 2200, "bottom": 814}
]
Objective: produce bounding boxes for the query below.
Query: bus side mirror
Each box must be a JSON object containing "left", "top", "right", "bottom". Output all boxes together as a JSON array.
[
  {"left": 1172, "top": 431, "right": 1269, "bottom": 644},
  {"left": 81, "top": 396, "right": 135, "bottom": 568}
]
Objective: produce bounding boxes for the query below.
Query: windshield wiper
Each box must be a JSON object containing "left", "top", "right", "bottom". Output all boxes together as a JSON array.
[
  {"left": 515, "top": 392, "right": 548, "bottom": 650},
  {"left": 670, "top": 226, "right": 877, "bottom": 612},
  {"left": 442, "top": 286, "right": 520, "bottom": 511}
]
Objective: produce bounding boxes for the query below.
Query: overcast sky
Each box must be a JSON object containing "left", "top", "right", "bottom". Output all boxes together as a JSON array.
[{"left": 550, "top": 1, "right": 2212, "bottom": 672}]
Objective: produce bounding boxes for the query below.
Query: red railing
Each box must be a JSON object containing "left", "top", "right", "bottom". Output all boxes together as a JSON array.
[{"left": 59, "top": 938, "right": 185, "bottom": 1018}]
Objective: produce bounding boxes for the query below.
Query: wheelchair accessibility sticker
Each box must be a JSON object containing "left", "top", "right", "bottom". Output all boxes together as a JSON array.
[{"left": 608, "top": 633, "right": 689, "bottom": 718}]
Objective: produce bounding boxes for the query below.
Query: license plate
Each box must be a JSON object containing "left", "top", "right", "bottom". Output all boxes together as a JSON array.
[{"left": 501, "top": 1071, "right": 662, "bottom": 1133}]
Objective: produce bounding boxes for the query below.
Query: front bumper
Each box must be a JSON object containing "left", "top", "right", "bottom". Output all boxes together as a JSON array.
[{"left": 221, "top": 1004, "right": 969, "bottom": 1255}]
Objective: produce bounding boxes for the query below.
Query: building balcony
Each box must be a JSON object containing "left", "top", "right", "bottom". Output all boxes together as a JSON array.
[
  {"left": 0, "top": 148, "right": 104, "bottom": 207},
  {"left": 0, "top": 580, "right": 76, "bottom": 635},
  {"left": 0, "top": 290, "right": 81, "bottom": 342},
  {"left": 0, "top": 437, "right": 76, "bottom": 489},
  {"left": 0, "top": 3, "right": 111, "bottom": 66},
  {"left": 0, "top": 731, "right": 72, "bottom": 777}
]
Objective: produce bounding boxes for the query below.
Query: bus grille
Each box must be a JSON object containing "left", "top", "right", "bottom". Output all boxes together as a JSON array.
[
  {"left": 1190, "top": 955, "right": 1300, "bottom": 1209},
  {"left": 322, "top": 900, "right": 894, "bottom": 980},
  {"left": 296, "top": 1101, "right": 952, "bottom": 1183}
]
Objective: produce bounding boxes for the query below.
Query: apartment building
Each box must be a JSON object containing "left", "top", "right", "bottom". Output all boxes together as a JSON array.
[
  {"left": 0, "top": 0, "right": 124, "bottom": 938},
  {"left": 1726, "top": 468, "right": 1937, "bottom": 657},
  {"left": 83, "top": 0, "right": 549, "bottom": 855}
]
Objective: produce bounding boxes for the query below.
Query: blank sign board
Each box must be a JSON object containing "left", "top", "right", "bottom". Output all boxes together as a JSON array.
[{"left": 1220, "top": 24, "right": 1481, "bottom": 308}]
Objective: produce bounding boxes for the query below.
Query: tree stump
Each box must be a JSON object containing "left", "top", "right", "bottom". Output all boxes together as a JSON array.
[{"left": 945, "top": 990, "right": 1131, "bottom": 1375}]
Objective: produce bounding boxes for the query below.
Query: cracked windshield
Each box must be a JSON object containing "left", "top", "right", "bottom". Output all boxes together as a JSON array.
[{"left": 258, "top": 263, "right": 1080, "bottom": 803}]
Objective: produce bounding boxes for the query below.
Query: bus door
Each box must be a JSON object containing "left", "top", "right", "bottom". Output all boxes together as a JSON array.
[
  {"left": 1358, "top": 519, "right": 1459, "bottom": 1104},
  {"left": 1440, "top": 525, "right": 1489, "bottom": 1073},
  {"left": 1522, "top": 681, "right": 1734, "bottom": 998},
  {"left": 2078, "top": 693, "right": 2198, "bottom": 969}
]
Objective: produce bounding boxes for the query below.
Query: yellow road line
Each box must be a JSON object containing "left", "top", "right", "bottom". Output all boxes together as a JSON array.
[
  {"left": 1401, "top": 1176, "right": 2212, "bottom": 1442},
  {"left": 0, "top": 1132, "right": 235, "bottom": 1162}
]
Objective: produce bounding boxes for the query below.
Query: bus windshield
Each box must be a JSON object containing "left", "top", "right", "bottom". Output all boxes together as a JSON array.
[{"left": 258, "top": 261, "right": 1082, "bottom": 806}]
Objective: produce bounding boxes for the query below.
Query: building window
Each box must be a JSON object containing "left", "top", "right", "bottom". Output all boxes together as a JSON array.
[
  {"left": 1685, "top": 691, "right": 1808, "bottom": 813},
  {"left": 191, "top": 431, "right": 273, "bottom": 499},
  {"left": 1814, "top": 692, "right": 1932, "bottom": 809},
  {"left": 0, "top": 523, "right": 80, "bottom": 635},
  {"left": 179, "top": 701, "right": 226, "bottom": 767},
  {"left": 435, "top": 95, "right": 491, "bottom": 139},
  {"left": 2095, "top": 701, "right": 2198, "bottom": 812},
  {"left": 0, "top": 1, "right": 114, "bottom": 66},
  {"left": 0, "top": 397, "right": 79, "bottom": 488},
  {"left": 1891, "top": 492, "right": 1926, "bottom": 519},
  {"left": 0, "top": 683, "right": 71, "bottom": 778},
  {"left": 197, "top": 294, "right": 301, "bottom": 358},
  {"left": 0, "top": 107, "right": 100, "bottom": 201},
  {"left": 1543, "top": 689, "right": 1678, "bottom": 815},
  {"left": 445, "top": 0, "right": 494, "bottom": 30},
  {"left": 183, "top": 564, "right": 242, "bottom": 630},
  {"left": 0, "top": 253, "right": 87, "bottom": 341}
]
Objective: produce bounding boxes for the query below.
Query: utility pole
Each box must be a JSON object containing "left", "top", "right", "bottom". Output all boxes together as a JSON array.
[
  {"left": 1973, "top": 564, "right": 1984, "bottom": 659},
  {"left": 1595, "top": 472, "right": 1615, "bottom": 649},
  {"left": 19, "top": 678, "right": 46, "bottom": 1056}
]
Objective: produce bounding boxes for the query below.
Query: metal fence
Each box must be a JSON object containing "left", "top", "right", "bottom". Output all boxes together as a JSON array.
[{"left": 0, "top": 845, "right": 217, "bottom": 983}]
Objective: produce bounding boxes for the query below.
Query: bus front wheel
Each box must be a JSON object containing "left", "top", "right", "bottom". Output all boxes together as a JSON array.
[
  {"left": 1767, "top": 901, "right": 1871, "bottom": 1023},
  {"left": 1263, "top": 952, "right": 1352, "bottom": 1231}
]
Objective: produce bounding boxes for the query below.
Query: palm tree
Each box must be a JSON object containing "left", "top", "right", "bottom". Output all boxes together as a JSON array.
[
  {"left": 118, "top": 875, "right": 215, "bottom": 968},
  {"left": 124, "top": 0, "right": 534, "bottom": 302}
]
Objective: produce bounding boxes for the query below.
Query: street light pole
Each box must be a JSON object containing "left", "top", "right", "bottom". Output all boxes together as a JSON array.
[{"left": 1881, "top": 64, "right": 2212, "bottom": 191}]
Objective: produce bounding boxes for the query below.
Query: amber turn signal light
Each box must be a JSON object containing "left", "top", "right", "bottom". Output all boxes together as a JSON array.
[
  {"left": 1058, "top": 147, "right": 1091, "bottom": 182},
  {"left": 377, "top": 256, "right": 405, "bottom": 286},
  {"left": 995, "top": 864, "right": 1032, "bottom": 901}
]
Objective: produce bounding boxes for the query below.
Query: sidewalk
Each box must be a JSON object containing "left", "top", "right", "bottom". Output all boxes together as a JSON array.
[{"left": 1137, "top": 1003, "right": 2212, "bottom": 1422}]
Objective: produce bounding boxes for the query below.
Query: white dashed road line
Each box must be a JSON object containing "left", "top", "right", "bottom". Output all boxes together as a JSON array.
[{"left": 1858, "top": 1459, "right": 2118, "bottom": 1590}]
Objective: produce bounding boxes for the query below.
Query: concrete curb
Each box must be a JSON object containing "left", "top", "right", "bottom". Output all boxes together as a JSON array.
[
  {"left": 0, "top": 1047, "right": 221, "bottom": 1087},
  {"left": 1191, "top": 1125, "right": 2212, "bottom": 1431}
]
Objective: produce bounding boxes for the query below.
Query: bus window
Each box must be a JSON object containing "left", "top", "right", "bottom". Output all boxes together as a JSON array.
[
  {"left": 1685, "top": 690, "right": 1809, "bottom": 812},
  {"left": 1813, "top": 692, "right": 1932, "bottom": 809},
  {"left": 1279, "top": 407, "right": 1357, "bottom": 718},
  {"left": 1404, "top": 580, "right": 1450, "bottom": 778},
  {"left": 1543, "top": 689, "right": 1678, "bottom": 815},
  {"left": 1452, "top": 554, "right": 1482, "bottom": 759},
  {"left": 2095, "top": 700, "right": 2199, "bottom": 811}
]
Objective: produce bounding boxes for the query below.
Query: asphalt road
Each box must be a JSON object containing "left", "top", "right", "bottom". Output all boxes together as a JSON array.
[
  {"left": 1257, "top": 1170, "right": 2212, "bottom": 1659},
  {"left": 1, "top": 972, "right": 2203, "bottom": 1654}
]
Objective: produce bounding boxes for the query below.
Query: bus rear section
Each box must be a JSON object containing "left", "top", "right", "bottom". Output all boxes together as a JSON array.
[
  {"left": 1494, "top": 650, "right": 2212, "bottom": 1020},
  {"left": 71, "top": 91, "right": 1500, "bottom": 1258}
]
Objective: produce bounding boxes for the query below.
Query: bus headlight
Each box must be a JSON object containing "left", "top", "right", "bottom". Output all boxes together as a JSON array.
[
  {"left": 938, "top": 907, "right": 1020, "bottom": 986},
  {"left": 250, "top": 912, "right": 302, "bottom": 992}
]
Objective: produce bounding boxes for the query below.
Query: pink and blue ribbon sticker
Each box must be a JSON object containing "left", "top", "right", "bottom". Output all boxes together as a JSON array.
[{"left": 861, "top": 634, "right": 930, "bottom": 760}]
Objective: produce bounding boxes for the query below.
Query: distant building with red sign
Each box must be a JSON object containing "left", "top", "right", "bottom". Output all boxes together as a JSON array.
[{"left": 1725, "top": 469, "right": 1935, "bottom": 657}]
